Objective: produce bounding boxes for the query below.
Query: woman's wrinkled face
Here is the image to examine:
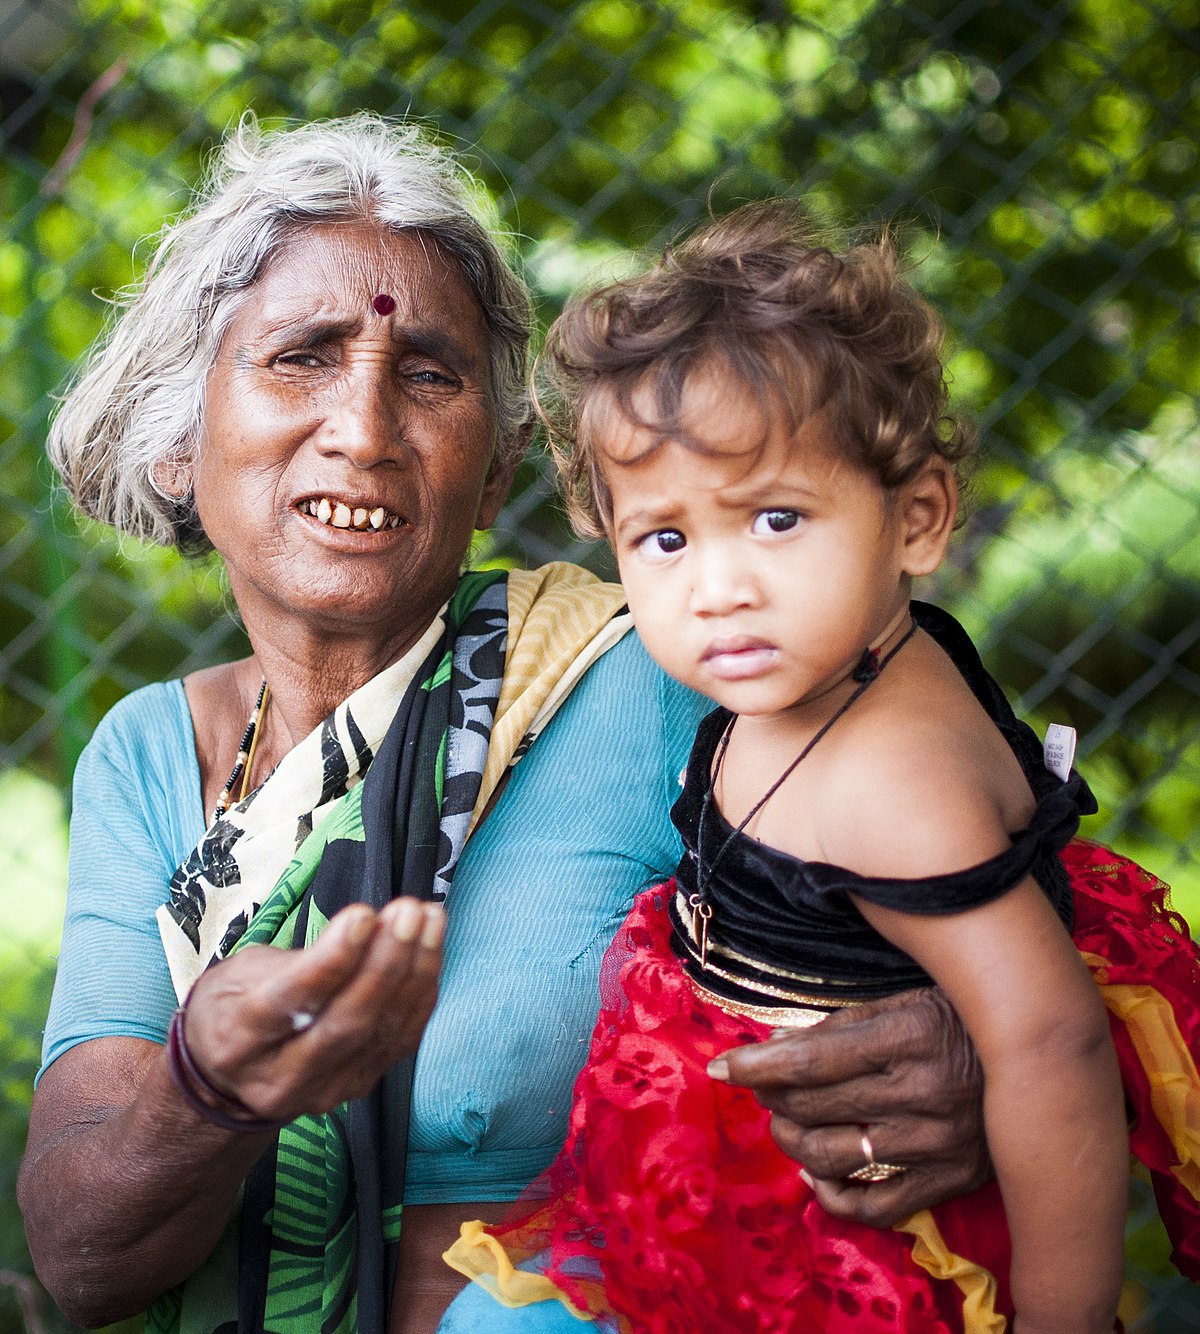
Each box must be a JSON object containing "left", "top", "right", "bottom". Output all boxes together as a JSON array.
[{"left": 192, "top": 222, "right": 509, "bottom": 650}]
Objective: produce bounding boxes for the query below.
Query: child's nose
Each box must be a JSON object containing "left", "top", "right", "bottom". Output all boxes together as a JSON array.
[{"left": 688, "top": 547, "right": 758, "bottom": 615}]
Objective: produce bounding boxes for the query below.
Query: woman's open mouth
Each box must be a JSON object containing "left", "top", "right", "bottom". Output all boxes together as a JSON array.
[{"left": 298, "top": 497, "right": 405, "bottom": 531}]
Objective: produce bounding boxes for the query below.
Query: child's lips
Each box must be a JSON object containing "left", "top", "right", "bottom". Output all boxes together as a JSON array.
[{"left": 702, "top": 636, "right": 779, "bottom": 680}]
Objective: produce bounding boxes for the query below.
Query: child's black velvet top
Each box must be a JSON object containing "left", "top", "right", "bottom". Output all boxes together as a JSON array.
[{"left": 669, "top": 601, "right": 1097, "bottom": 1007}]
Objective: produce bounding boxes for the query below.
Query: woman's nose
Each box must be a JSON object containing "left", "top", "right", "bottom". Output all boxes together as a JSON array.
[{"left": 316, "top": 360, "right": 405, "bottom": 466}]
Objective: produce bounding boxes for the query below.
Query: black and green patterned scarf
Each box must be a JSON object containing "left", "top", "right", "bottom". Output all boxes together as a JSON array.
[
  {"left": 152, "top": 569, "right": 509, "bottom": 1334},
  {"left": 151, "top": 563, "right": 631, "bottom": 1333}
]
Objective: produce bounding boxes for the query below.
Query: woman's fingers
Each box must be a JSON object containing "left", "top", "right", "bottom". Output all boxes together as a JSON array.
[
  {"left": 188, "top": 908, "right": 367, "bottom": 1049},
  {"left": 713, "top": 988, "right": 981, "bottom": 1120},
  {"left": 709, "top": 987, "right": 990, "bottom": 1225},
  {"left": 277, "top": 900, "right": 444, "bottom": 1110},
  {"left": 181, "top": 900, "right": 445, "bottom": 1119},
  {"left": 252, "top": 899, "right": 442, "bottom": 1028},
  {"left": 307, "top": 900, "right": 444, "bottom": 1055},
  {"left": 768, "top": 1101, "right": 969, "bottom": 1172},
  {"left": 804, "top": 1170, "right": 942, "bottom": 1229},
  {"left": 801, "top": 1137, "right": 993, "bottom": 1227}
]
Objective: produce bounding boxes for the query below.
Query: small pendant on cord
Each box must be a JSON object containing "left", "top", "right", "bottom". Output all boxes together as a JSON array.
[
  {"left": 688, "top": 893, "right": 713, "bottom": 969},
  {"left": 852, "top": 646, "right": 880, "bottom": 682}
]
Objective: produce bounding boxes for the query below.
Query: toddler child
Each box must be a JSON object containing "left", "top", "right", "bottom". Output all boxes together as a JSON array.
[{"left": 443, "top": 200, "right": 1200, "bottom": 1333}]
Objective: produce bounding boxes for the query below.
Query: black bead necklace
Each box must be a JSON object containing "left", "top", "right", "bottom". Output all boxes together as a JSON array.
[
  {"left": 211, "top": 677, "right": 271, "bottom": 824},
  {"left": 688, "top": 621, "right": 918, "bottom": 968}
]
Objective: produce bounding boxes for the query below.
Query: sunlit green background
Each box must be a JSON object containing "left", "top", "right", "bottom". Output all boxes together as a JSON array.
[{"left": 1, "top": 0, "right": 1198, "bottom": 1328}]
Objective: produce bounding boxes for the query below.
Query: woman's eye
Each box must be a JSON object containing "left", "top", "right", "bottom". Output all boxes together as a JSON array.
[
  {"left": 752, "top": 509, "right": 800, "bottom": 535},
  {"left": 274, "top": 351, "right": 323, "bottom": 369},
  {"left": 636, "top": 529, "right": 686, "bottom": 559}
]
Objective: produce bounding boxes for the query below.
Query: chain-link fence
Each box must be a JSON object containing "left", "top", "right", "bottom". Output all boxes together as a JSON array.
[{"left": 1, "top": 0, "right": 1198, "bottom": 1329}]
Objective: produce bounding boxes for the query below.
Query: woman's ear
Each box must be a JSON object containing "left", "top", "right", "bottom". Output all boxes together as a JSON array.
[
  {"left": 475, "top": 458, "right": 518, "bottom": 531},
  {"left": 152, "top": 454, "right": 194, "bottom": 499},
  {"left": 474, "top": 424, "right": 531, "bottom": 531},
  {"left": 898, "top": 460, "right": 957, "bottom": 577}
]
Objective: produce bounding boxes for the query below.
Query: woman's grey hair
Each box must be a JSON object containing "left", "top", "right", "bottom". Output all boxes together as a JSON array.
[{"left": 48, "top": 112, "right": 534, "bottom": 553}]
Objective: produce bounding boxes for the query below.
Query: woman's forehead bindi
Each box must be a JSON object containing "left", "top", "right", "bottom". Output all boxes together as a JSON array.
[{"left": 371, "top": 293, "right": 396, "bottom": 315}]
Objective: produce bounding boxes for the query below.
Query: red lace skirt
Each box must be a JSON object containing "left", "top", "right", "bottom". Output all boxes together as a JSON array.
[{"left": 446, "top": 841, "right": 1200, "bottom": 1333}]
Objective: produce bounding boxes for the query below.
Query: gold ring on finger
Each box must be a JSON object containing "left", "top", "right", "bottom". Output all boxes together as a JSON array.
[{"left": 845, "top": 1130, "right": 907, "bottom": 1184}]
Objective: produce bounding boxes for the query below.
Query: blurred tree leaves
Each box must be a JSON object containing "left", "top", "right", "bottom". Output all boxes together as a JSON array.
[{"left": 1, "top": 0, "right": 1195, "bottom": 858}]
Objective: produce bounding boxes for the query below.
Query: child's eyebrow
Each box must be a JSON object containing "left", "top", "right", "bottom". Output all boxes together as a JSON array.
[
  {"left": 614, "top": 506, "right": 679, "bottom": 539},
  {"left": 720, "top": 479, "right": 822, "bottom": 505}
]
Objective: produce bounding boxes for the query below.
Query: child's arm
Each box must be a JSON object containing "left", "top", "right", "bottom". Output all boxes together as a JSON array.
[
  {"left": 854, "top": 880, "right": 1125, "bottom": 1333},
  {"left": 837, "top": 773, "right": 1127, "bottom": 1334}
]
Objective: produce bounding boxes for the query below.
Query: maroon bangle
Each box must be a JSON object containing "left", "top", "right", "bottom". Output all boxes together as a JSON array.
[{"left": 165, "top": 1006, "right": 285, "bottom": 1135}]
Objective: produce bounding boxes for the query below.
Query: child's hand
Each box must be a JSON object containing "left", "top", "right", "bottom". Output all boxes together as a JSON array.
[{"left": 708, "top": 986, "right": 988, "bottom": 1228}]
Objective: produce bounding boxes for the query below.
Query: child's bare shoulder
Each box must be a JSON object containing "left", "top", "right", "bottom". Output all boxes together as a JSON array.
[{"left": 815, "top": 684, "right": 1028, "bottom": 880}]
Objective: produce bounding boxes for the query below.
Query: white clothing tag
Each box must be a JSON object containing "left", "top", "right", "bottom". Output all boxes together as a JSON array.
[
  {"left": 678, "top": 766, "right": 688, "bottom": 788},
  {"left": 1044, "top": 723, "right": 1076, "bottom": 782}
]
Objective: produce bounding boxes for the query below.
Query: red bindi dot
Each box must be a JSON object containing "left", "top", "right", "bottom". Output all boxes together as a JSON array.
[{"left": 371, "top": 293, "right": 396, "bottom": 315}]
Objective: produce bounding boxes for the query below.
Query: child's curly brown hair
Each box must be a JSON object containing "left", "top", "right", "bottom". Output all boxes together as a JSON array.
[{"left": 535, "top": 198, "right": 976, "bottom": 539}]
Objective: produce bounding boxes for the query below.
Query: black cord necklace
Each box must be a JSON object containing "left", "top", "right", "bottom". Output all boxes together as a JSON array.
[
  {"left": 689, "top": 620, "right": 919, "bottom": 968},
  {"left": 212, "top": 677, "right": 270, "bottom": 824}
]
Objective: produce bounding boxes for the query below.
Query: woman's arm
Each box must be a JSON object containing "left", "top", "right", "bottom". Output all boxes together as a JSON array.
[
  {"left": 19, "top": 900, "right": 444, "bottom": 1326},
  {"left": 21, "top": 1036, "right": 270, "bottom": 1326}
]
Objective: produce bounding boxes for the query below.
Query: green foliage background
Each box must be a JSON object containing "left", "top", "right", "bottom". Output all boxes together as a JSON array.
[{"left": 0, "top": 0, "right": 1197, "bottom": 1327}]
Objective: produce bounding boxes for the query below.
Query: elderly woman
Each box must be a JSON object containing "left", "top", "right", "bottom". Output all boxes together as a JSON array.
[{"left": 17, "top": 115, "right": 1039, "bottom": 1334}]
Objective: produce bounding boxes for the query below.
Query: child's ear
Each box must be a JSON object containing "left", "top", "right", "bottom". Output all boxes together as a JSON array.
[{"left": 898, "top": 460, "right": 957, "bottom": 577}]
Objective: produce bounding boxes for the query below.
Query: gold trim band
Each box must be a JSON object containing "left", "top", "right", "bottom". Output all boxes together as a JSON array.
[
  {"left": 685, "top": 975, "right": 839, "bottom": 1028},
  {"left": 672, "top": 890, "right": 868, "bottom": 995},
  {"left": 678, "top": 948, "right": 868, "bottom": 1009}
]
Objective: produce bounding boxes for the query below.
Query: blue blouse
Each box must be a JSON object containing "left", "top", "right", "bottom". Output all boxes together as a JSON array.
[{"left": 40, "top": 631, "right": 708, "bottom": 1203}]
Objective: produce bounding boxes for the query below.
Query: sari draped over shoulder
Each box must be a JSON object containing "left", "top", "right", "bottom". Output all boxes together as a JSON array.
[{"left": 148, "top": 563, "right": 630, "bottom": 1334}]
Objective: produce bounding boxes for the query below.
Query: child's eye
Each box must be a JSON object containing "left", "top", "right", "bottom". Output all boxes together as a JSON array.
[
  {"left": 751, "top": 510, "right": 800, "bottom": 535},
  {"left": 636, "top": 529, "right": 686, "bottom": 559}
]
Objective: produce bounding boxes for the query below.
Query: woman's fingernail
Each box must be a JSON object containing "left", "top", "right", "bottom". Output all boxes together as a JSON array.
[
  {"left": 391, "top": 899, "right": 421, "bottom": 942},
  {"left": 419, "top": 906, "right": 445, "bottom": 950},
  {"left": 798, "top": 1168, "right": 814, "bottom": 1188},
  {"left": 343, "top": 909, "right": 374, "bottom": 946},
  {"left": 707, "top": 1058, "right": 730, "bottom": 1082}
]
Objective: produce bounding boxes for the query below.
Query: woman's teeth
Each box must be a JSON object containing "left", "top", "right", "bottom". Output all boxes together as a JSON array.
[{"left": 302, "top": 498, "right": 403, "bottom": 531}]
